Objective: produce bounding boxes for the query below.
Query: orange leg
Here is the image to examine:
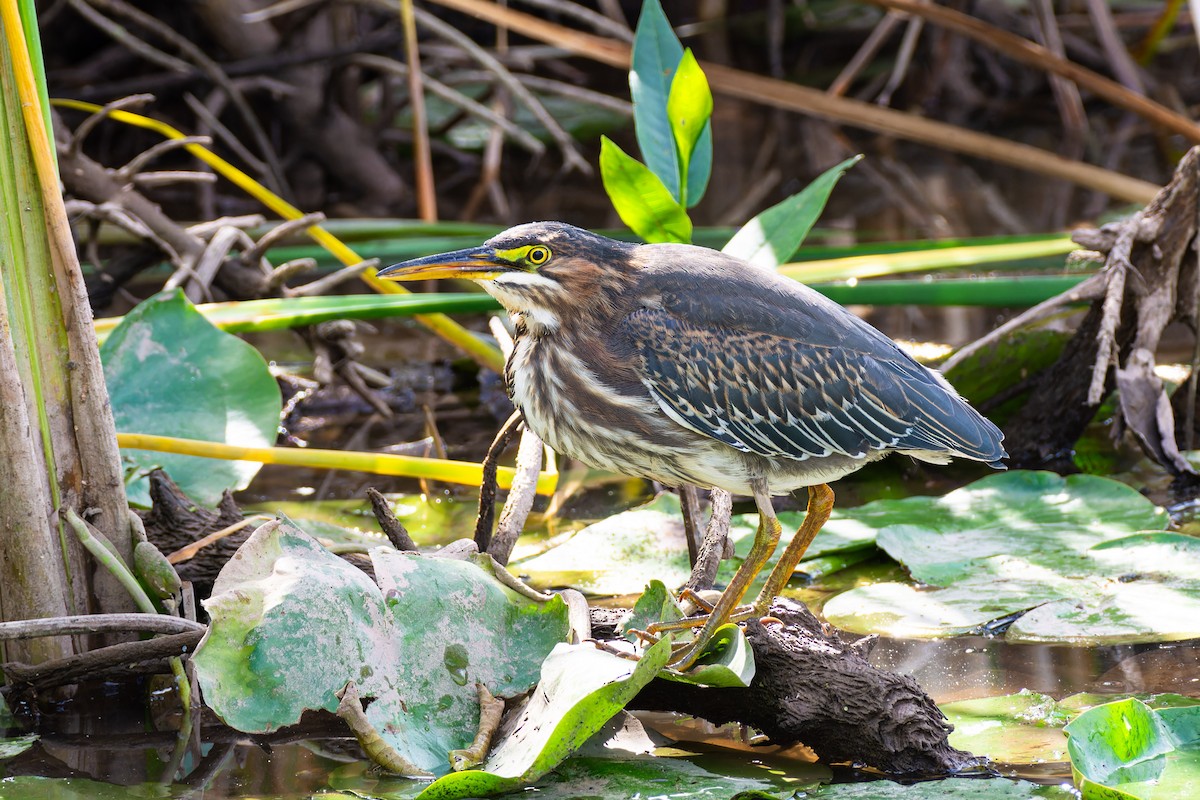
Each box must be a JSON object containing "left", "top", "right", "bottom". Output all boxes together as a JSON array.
[
  {"left": 651, "top": 477, "right": 782, "bottom": 669},
  {"left": 745, "top": 483, "right": 833, "bottom": 617}
]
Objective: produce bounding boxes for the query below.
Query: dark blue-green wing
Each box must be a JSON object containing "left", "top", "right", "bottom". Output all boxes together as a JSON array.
[{"left": 621, "top": 307, "right": 1005, "bottom": 466}]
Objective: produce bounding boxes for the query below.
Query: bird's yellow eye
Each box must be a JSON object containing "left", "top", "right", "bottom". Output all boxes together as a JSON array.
[{"left": 526, "top": 245, "right": 551, "bottom": 266}]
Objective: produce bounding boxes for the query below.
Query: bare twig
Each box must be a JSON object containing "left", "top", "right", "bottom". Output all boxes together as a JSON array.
[
  {"left": 403, "top": 1, "right": 592, "bottom": 173},
  {"left": 489, "top": 424, "right": 544, "bottom": 565},
  {"left": 861, "top": 0, "right": 1199, "bottom": 142},
  {"left": 115, "top": 135, "right": 212, "bottom": 183},
  {"left": 367, "top": 487, "right": 420, "bottom": 550},
  {"left": 242, "top": 212, "right": 326, "bottom": 263},
  {"left": 84, "top": 0, "right": 290, "bottom": 193},
  {"left": 940, "top": 271, "right": 1109, "bottom": 373},
  {"left": 828, "top": 11, "right": 903, "bottom": 97},
  {"left": 0, "top": 614, "right": 204, "bottom": 640},
  {"left": 474, "top": 410, "right": 525, "bottom": 551},
  {"left": 685, "top": 488, "right": 733, "bottom": 593},
  {"left": 166, "top": 515, "right": 270, "bottom": 564},
  {"left": 355, "top": 55, "right": 547, "bottom": 155},
  {"left": 289, "top": 260, "right": 377, "bottom": 296},
  {"left": 876, "top": 17, "right": 923, "bottom": 107},
  {"left": 399, "top": 0, "right": 438, "bottom": 221},
  {"left": 67, "top": 93, "right": 154, "bottom": 159},
  {"left": 65, "top": 0, "right": 193, "bottom": 74},
  {"left": 1089, "top": 224, "right": 1136, "bottom": 404}
]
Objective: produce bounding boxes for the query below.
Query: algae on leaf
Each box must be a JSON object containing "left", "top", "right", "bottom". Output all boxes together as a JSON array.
[{"left": 193, "top": 519, "right": 570, "bottom": 776}]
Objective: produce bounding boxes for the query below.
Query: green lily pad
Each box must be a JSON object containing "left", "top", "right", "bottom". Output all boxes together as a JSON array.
[
  {"left": 621, "top": 579, "right": 685, "bottom": 640},
  {"left": 942, "top": 690, "right": 1073, "bottom": 765},
  {"left": 942, "top": 692, "right": 1200, "bottom": 768},
  {"left": 798, "top": 778, "right": 1076, "bottom": 798},
  {"left": 1065, "top": 698, "right": 1200, "bottom": 799},
  {"left": 333, "top": 753, "right": 800, "bottom": 800},
  {"left": 518, "top": 493, "right": 881, "bottom": 597},
  {"left": 193, "top": 518, "right": 569, "bottom": 776},
  {"left": 517, "top": 494, "right": 692, "bottom": 595},
  {"left": 416, "top": 637, "right": 673, "bottom": 799},
  {"left": 102, "top": 289, "right": 282, "bottom": 507},
  {"left": 823, "top": 473, "right": 1197, "bottom": 644},
  {"left": 0, "top": 734, "right": 37, "bottom": 759},
  {"left": 661, "top": 622, "right": 756, "bottom": 689},
  {"left": 0, "top": 777, "right": 172, "bottom": 799},
  {"left": 872, "top": 472, "right": 1166, "bottom": 587}
]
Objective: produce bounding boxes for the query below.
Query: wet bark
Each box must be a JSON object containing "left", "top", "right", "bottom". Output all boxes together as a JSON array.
[{"left": 625, "top": 600, "right": 977, "bottom": 775}]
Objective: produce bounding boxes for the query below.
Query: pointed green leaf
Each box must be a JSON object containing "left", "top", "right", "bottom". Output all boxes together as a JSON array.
[
  {"left": 101, "top": 289, "right": 282, "bottom": 507},
  {"left": 630, "top": 0, "right": 683, "bottom": 200},
  {"left": 666, "top": 49, "right": 712, "bottom": 206},
  {"left": 599, "top": 136, "right": 691, "bottom": 244},
  {"left": 723, "top": 155, "right": 862, "bottom": 269}
]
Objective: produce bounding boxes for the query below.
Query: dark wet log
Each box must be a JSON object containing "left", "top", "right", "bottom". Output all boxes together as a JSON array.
[
  {"left": 138, "top": 470, "right": 252, "bottom": 595},
  {"left": 626, "top": 600, "right": 978, "bottom": 776}
]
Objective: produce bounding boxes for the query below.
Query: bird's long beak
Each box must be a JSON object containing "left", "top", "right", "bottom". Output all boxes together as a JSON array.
[{"left": 376, "top": 246, "right": 509, "bottom": 282}]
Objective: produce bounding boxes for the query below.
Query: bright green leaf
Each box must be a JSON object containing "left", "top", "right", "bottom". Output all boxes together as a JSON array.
[
  {"left": 622, "top": 579, "right": 685, "bottom": 641},
  {"left": 416, "top": 637, "right": 674, "bottom": 799},
  {"left": 599, "top": 136, "right": 691, "bottom": 244},
  {"left": 1065, "top": 699, "right": 1181, "bottom": 798},
  {"left": 666, "top": 49, "right": 712, "bottom": 204},
  {"left": 629, "top": 0, "right": 683, "bottom": 200},
  {"left": 101, "top": 289, "right": 282, "bottom": 507},
  {"left": 723, "top": 155, "right": 861, "bottom": 269},
  {"left": 662, "top": 623, "right": 755, "bottom": 688}
]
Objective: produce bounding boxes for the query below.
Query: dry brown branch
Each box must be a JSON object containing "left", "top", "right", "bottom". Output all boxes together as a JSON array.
[
  {"left": 80, "top": 0, "right": 289, "bottom": 192},
  {"left": 862, "top": 0, "right": 1200, "bottom": 142},
  {"left": 425, "top": 0, "right": 1161, "bottom": 202},
  {"left": 354, "top": 54, "right": 546, "bottom": 155}
]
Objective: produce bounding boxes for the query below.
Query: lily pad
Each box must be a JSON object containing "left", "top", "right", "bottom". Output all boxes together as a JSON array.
[
  {"left": 823, "top": 472, "right": 1198, "bottom": 644},
  {"left": 416, "top": 637, "right": 673, "bottom": 799},
  {"left": 621, "top": 581, "right": 756, "bottom": 688},
  {"left": 517, "top": 493, "right": 881, "bottom": 597},
  {"left": 942, "top": 692, "right": 1200, "bottom": 768},
  {"left": 102, "top": 289, "right": 282, "bottom": 507},
  {"left": 799, "top": 778, "right": 1076, "bottom": 798},
  {"left": 0, "top": 734, "right": 37, "bottom": 759},
  {"left": 516, "top": 494, "right": 692, "bottom": 595},
  {"left": 333, "top": 753, "right": 799, "bottom": 800},
  {"left": 193, "top": 519, "right": 570, "bottom": 776},
  {"left": 1065, "top": 698, "right": 1200, "bottom": 799}
]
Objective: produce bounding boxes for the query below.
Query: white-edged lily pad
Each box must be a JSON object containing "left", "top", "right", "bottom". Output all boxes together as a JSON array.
[
  {"left": 517, "top": 492, "right": 883, "bottom": 597},
  {"left": 0, "top": 734, "right": 37, "bottom": 759},
  {"left": 193, "top": 518, "right": 570, "bottom": 776},
  {"left": 102, "top": 289, "right": 282, "bottom": 507},
  {"left": 823, "top": 473, "right": 1198, "bottom": 644}
]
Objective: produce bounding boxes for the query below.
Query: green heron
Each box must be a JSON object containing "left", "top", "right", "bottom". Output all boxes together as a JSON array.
[{"left": 379, "top": 222, "right": 1005, "bottom": 667}]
